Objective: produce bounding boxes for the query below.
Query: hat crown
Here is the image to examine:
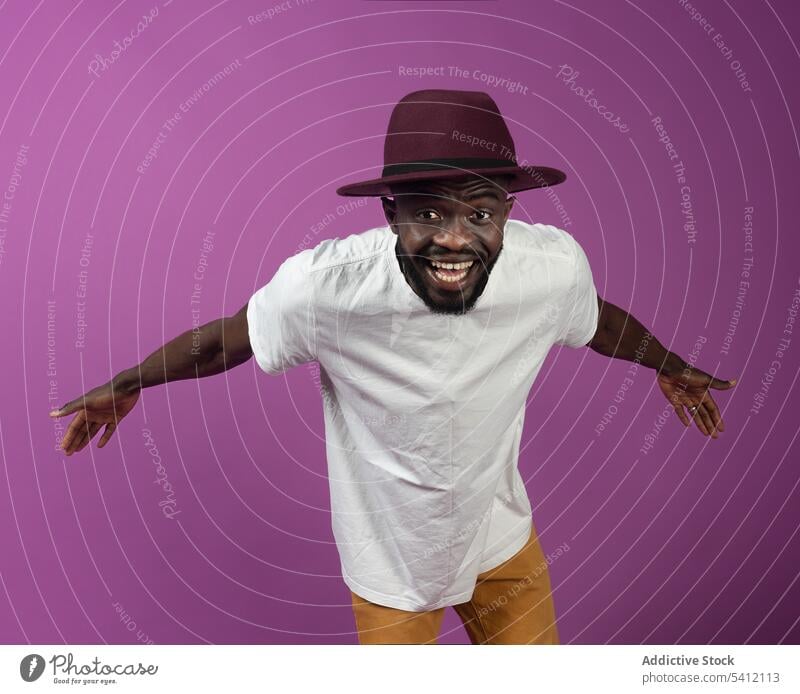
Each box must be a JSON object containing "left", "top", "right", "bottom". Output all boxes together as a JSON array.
[
  {"left": 383, "top": 89, "right": 516, "bottom": 167},
  {"left": 335, "top": 88, "right": 566, "bottom": 196}
]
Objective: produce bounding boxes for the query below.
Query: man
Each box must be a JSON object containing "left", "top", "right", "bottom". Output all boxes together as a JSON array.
[{"left": 49, "top": 90, "right": 736, "bottom": 645}]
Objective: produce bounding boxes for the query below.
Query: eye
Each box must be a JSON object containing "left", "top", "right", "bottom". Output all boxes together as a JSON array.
[
  {"left": 417, "top": 209, "right": 442, "bottom": 221},
  {"left": 471, "top": 209, "right": 493, "bottom": 222}
]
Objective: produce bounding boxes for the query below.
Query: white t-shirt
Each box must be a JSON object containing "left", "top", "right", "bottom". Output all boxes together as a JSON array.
[{"left": 247, "top": 219, "right": 599, "bottom": 611}]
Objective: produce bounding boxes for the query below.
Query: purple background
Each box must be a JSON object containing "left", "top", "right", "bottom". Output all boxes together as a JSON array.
[{"left": 1, "top": 0, "right": 798, "bottom": 644}]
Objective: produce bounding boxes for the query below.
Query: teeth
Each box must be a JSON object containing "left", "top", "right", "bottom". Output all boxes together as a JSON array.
[
  {"left": 430, "top": 259, "right": 474, "bottom": 270},
  {"left": 432, "top": 268, "right": 469, "bottom": 282}
]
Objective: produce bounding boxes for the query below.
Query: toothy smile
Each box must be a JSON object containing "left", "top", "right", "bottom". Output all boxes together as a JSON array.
[{"left": 427, "top": 259, "right": 475, "bottom": 283}]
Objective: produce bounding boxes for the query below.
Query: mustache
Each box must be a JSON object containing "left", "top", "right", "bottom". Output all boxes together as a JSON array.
[{"left": 399, "top": 250, "right": 485, "bottom": 263}]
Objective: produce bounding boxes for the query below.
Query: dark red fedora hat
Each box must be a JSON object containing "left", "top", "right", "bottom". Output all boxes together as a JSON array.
[{"left": 336, "top": 89, "right": 566, "bottom": 197}]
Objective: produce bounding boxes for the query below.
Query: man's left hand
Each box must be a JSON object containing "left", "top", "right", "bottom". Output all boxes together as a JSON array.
[{"left": 656, "top": 357, "right": 737, "bottom": 438}]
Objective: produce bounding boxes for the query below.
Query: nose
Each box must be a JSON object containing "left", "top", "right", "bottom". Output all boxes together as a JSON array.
[{"left": 431, "top": 220, "right": 474, "bottom": 252}]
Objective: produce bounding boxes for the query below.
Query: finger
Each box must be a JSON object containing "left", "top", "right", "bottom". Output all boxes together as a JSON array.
[
  {"left": 50, "top": 396, "right": 85, "bottom": 418},
  {"left": 709, "top": 376, "right": 737, "bottom": 390},
  {"left": 702, "top": 394, "right": 725, "bottom": 433},
  {"left": 65, "top": 421, "right": 91, "bottom": 456},
  {"left": 74, "top": 422, "right": 102, "bottom": 453},
  {"left": 97, "top": 422, "right": 117, "bottom": 448},
  {"left": 673, "top": 403, "right": 691, "bottom": 427},
  {"left": 67, "top": 428, "right": 89, "bottom": 456},
  {"left": 60, "top": 410, "right": 87, "bottom": 452},
  {"left": 68, "top": 417, "right": 94, "bottom": 455},
  {"left": 683, "top": 366, "right": 737, "bottom": 390},
  {"left": 697, "top": 404, "right": 718, "bottom": 438},
  {"left": 689, "top": 406, "right": 710, "bottom": 436}
]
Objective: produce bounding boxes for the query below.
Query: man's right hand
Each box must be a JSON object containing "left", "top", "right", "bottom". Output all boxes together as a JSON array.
[
  {"left": 49, "top": 379, "right": 141, "bottom": 456},
  {"left": 48, "top": 302, "right": 253, "bottom": 456}
]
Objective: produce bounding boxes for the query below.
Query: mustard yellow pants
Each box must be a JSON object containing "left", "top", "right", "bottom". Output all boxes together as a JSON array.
[{"left": 350, "top": 525, "right": 560, "bottom": 644}]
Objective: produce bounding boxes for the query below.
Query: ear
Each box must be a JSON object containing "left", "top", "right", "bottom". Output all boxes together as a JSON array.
[
  {"left": 381, "top": 196, "right": 398, "bottom": 232},
  {"left": 502, "top": 195, "right": 516, "bottom": 223}
]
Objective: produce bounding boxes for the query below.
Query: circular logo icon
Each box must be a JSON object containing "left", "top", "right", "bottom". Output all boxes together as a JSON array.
[{"left": 20, "top": 654, "right": 45, "bottom": 682}]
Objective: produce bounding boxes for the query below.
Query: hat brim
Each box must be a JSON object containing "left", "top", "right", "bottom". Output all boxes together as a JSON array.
[{"left": 335, "top": 165, "right": 566, "bottom": 197}]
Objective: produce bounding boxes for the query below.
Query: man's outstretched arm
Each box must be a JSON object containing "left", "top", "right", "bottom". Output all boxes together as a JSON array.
[
  {"left": 115, "top": 301, "right": 253, "bottom": 389},
  {"left": 49, "top": 302, "right": 253, "bottom": 455},
  {"left": 586, "top": 295, "right": 738, "bottom": 438}
]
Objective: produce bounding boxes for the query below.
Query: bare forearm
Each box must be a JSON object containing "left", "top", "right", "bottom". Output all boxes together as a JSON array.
[
  {"left": 589, "top": 298, "right": 683, "bottom": 376},
  {"left": 113, "top": 306, "right": 252, "bottom": 392}
]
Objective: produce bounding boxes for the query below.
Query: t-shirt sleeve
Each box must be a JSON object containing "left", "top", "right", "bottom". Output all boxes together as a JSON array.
[
  {"left": 247, "top": 250, "right": 316, "bottom": 375},
  {"left": 554, "top": 232, "right": 599, "bottom": 349}
]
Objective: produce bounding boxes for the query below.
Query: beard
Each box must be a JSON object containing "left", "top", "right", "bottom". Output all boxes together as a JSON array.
[{"left": 395, "top": 237, "right": 503, "bottom": 316}]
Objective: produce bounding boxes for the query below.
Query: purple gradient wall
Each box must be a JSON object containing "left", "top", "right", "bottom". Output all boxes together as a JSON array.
[{"left": 1, "top": 0, "right": 798, "bottom": 644}]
